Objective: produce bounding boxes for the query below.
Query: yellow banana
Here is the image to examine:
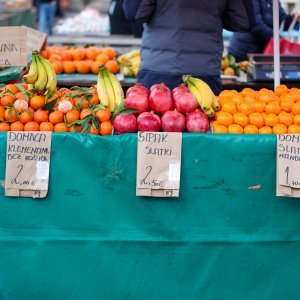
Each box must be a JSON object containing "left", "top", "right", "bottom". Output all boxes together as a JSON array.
[
  {"left": 130, "top": 56, "right": 140, "bottom": 67},
  {"left": 204, "top": 107, "right": 215, "bottom": 118},
  {"left": 27, "top": 84, "right": 34, "bottom": 91},
  {"left": 39, "top": 56, "right": 57, "bottom": 94},
  {"left": 103, "top": 69, "right": 116, "bottom": 112},
  {"left": 212, "top": 96, "right": 220, "bottom": 112},
  {"left": 105, "top": 69, "right": 124, "bottom": 107},
  {"left": 23, "top": 54, "right": 38, "bottom": 84},
  {"left": 132, "top": 66, "right": 139, "bottom": 77},
  {"left": 117, "top": 55, "right": 125, "bottom": 64},
  {"left": 34, "top": 56, "right": 47, "bottom": 91},
  {"left": 128, "top": 50, "right": 140, "bottom": 59},
  {"left": 188, "top": 77, "right": 214, "bottom": 111},
  {"left": 122, "top": 65, "right": 134, "bottom": 77},
  {"left": 185, "top": 80, "right": 204, "bottom": 108},
  {"left": 97, "top": 66, "right": 109, "bottom": 108}
]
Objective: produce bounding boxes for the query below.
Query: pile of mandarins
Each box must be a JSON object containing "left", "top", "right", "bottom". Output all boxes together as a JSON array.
[
  {"left": 213, "top": 85, "right": 300, "bottom": 134},
  {"left": 41, "top": 46, "right": 119, "bottom": 75},
  {"left": 0, "top": 83, "right": 113, "bottom": 135}
]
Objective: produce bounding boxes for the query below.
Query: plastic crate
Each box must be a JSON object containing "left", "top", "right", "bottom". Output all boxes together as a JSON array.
[{"left": 0, "top": 66, "right": 25, "bottom": 83}]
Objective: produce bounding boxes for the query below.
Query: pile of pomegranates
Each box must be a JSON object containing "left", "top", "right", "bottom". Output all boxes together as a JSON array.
[{"left": 113, "top": 83, "right": 210, "bottom": 134}]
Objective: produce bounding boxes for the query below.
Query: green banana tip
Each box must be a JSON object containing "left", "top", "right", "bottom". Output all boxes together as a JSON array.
[
  {"left": 98, "top": 64, "right": 106, "bottom": 72},
  {"left": 182, "top": 75, "right": 191, "bottom": 83}
]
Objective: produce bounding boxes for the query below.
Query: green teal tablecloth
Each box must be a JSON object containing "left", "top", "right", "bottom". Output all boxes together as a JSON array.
[{"left": 0, "top": 133, "right": 300, "bottom": 300}]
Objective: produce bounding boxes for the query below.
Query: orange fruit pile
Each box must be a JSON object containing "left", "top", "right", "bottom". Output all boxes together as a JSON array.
[
  {"left": 41, "top": 46, "right": 119, "bottom": 75},
  {"left": 213, "top": 85, "right": 300, "bottom": 134},
  {"left": 0, "top": 84, "right": 113, "bottom": 135}
]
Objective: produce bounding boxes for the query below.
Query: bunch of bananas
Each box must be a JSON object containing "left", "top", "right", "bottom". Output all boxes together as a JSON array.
[
  {"left": 183, "top": 75, "right": 220, "bottom": 118},
  {"left": 23, "top": 52, "right": 57, "bottom": 94},
  {"left": 117, "top": 50, "right": 140, "bottom": 77},
  {"left": 97, "top": 65, "right": 124, "bottom": 112}
]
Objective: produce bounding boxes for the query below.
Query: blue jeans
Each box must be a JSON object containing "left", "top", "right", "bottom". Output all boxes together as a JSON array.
[{"left": 38, "top": 2, "right": 56, "bottom": 35}]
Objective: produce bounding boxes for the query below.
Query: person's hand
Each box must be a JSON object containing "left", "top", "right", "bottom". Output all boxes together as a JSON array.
[{"left": 291, "top": 12, "right": 300, "bottom": 22}]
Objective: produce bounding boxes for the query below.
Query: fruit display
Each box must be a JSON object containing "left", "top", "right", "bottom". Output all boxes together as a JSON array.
[
  {"left": 0, "top": 83, "right": 115, "bottom": 135},
  {"left": 41, "top": 46, "right": 119, "bottom": 75},
  {"left": 212, "top": 85, "right": 300, "bottom": 134},
  {"left": 117, "top": 50, "right": 141, "bottom": 77},
  {"left": 3, "top": 51, "right": 300, "bottom": 136},
  {"left": 97, "top": 65, "right": 124, "bottom": 112},
  {"left": 122, "top": 81, "right": 214, "bottom": 134},
  {"left": 183, "top": 75, "right": 220, "bottom": 117},
  {"left": 221, "top": 54, "right": 250, "bottom": 76},
  {"left": 24, "top": 52, "right": 57, "bottom": 95},
  {"left": 0, "top": 52, "right": 125, "bottom": 135}
]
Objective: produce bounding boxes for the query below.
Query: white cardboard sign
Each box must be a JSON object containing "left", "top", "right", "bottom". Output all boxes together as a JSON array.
[
  {"left": 5, "top": 131, "right": 52, "bottom": 198},
  {"left": 136, "top": 132, "right": 182, "bottom": 198},
  {"left": 277, "top": 134, "right": 300, "bottom": 197},
  {"left": 0, "top": 27, "right": 27, "bottom": 67}
]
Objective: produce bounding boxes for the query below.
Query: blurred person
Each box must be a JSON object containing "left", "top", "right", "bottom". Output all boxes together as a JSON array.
[
  {"left": 123, "top": 1, "right": 254, "bottom": 94},
  {"left": 33, "top": 0, "right": 57, "bottom": 35},
  {"left": 109, "top": 0, "right": 143, "bottom": 37},
  {"left": 229, "top": 0, "right": 300, "bottom": 61}
]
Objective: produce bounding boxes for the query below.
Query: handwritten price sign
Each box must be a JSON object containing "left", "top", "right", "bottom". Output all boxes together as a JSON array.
[
  {"left": 5, "top": 131, "right": 52, "bottom": 198},
  {"left": 0, "top": 27, "right": 27, "bottom": 67},
  {"left": 136, "top": 132, "right": 182, "bottom": 198},
  {"left": 277, "top": 134, "right": 300, "bottom": 197}
]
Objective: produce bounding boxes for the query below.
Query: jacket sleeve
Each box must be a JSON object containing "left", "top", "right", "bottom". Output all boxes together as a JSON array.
[
  {"left": 223, "top": 0, "right": 255, "bottom": 32},
  {"left": 250, "top": 0, "right": 274, "bottom": 39},
  {"left": 123, "top": 0, "right": 156, "bottom": 23}
]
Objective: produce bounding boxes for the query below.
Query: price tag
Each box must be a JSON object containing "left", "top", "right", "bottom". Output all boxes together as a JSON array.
[
  {"left": 277, "top": 134, "right": 300, "bottom": 197},
  {"left": 0, "top": 27, "right": 27, "bottom": 67},
  {"left": 22, "top": 26, "right": 47, "bottom": 52},
  {"left": 136, "top": 132, "right": 182, "bottom": 198},
  {"left": 5, "top": 132, "right": 52, "bottom": 198}
]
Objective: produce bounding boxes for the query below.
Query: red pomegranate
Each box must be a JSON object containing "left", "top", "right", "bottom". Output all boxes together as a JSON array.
[
  {"left": 113, "top": 114, "right": 137, "bottom": 134},
  {"left": 137, "top": 111, "right": 161, "bottom": 132},
  {"left": 172, "top": 84, "right": 199, "bottom": 114},
  {"left": 149, "top": 83, "right": 173, "bottom": 115},
  {"left": 161, "top": 110, "right": 185, "bottom": 132},
  {"left": 126, "top": 83, "right": 149, "bottom": 97},
  {"left": 186, "top": 109, "right": 210, "bottom": 132}
]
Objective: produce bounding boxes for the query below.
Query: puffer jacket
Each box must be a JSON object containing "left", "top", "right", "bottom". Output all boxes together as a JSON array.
[
  {"left": 229, "top": 0, "right": 294, "bottom": 61},
  {"left": 123, "top": 0, "right": 254, "bottom": 94}
]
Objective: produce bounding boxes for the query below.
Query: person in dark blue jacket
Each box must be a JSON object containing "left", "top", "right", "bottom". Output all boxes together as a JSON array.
[
  {"left": 229, "top": 0, "right": 300, "bottom": 61},
  {"left": 123, "top": 0, "right": 254, "bottom": 94}
]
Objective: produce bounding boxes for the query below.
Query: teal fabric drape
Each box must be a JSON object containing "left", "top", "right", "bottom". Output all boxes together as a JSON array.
[{"left": 0, "top": 133, "right": 299, "bottom": 300}]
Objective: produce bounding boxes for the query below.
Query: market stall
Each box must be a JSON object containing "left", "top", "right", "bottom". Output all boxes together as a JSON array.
[
  {"left": 1, "top": 133, "right": 300, "bottom": 300},
  {"left": 0, "top": 2, "right": 300, "bottom": 298}
]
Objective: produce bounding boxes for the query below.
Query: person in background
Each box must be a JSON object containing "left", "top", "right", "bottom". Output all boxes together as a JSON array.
[
  {"left": 33, "top": 0, "right": 57, "bottom": 35},
  {"left": 122, "top": 0, "right": 254, "bottom": 94},
  {"left": 229, "top": 0, "right": 300, "bottom": 61},
  {"left": 109, "top": 0, "right": 143, "bottom": 38}
]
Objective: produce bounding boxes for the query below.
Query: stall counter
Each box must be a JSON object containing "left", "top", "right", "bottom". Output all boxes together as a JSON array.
[{"left": 0, "top": 133, "right": 299, "bottom": 300}]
